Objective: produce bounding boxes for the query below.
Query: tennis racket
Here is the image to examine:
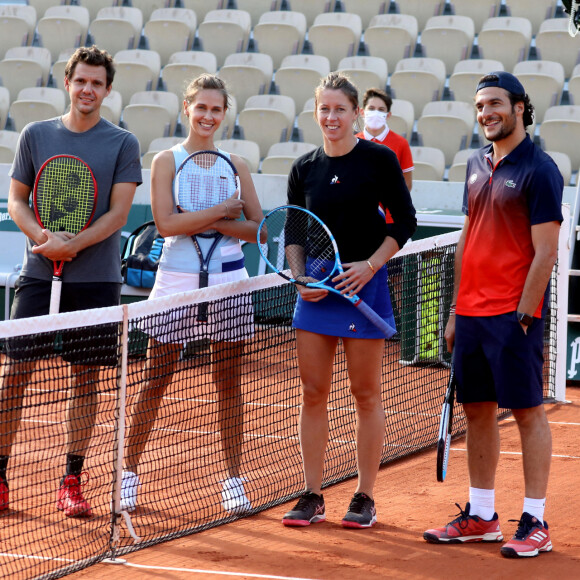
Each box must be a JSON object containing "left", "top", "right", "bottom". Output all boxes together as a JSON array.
[
  {"left": 174, "top": 150, "right": 240, "bottom": 322},
  {"left": 32, "top": 155, "right": 97, "bottom": 315},
  {"left": 257, "top": 205, "right": 396, "bottom": 339},
  {"left": 436, "top": 361, "right": 456, "bottom": 482}
]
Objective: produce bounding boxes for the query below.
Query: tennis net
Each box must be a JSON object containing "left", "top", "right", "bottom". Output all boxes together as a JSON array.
[{"left": 0, "top": 229, "right": 564, "bottom": 579}]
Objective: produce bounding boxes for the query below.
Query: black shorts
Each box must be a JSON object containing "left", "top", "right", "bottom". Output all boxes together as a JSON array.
[
  {"left": 454, "top": 312, "right": 545, "bottom": 409},
  {"left": 5, "top": 276, "right": 121, "bottom": 366}
]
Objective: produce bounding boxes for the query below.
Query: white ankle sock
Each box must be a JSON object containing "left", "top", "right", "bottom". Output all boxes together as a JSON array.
[
  {"left": 523, "top": 497, "right": 545, "bottom": 522},
  {"left": 469, "top": 487, "right": 495, "bottom": 520}
]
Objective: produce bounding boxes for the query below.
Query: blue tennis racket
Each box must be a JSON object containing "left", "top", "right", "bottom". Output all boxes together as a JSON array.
[{"left": 257, "top": 205, "right": 396, "bottom": 339}]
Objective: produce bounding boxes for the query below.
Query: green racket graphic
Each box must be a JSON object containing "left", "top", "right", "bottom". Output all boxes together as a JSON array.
[{"left": 33, "top": 155, "right": 97, "bottom": 314}]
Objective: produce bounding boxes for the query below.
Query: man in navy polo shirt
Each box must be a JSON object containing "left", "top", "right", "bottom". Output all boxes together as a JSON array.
[{"left": 422, "top": 72, "right": 563, "bottom": 557}]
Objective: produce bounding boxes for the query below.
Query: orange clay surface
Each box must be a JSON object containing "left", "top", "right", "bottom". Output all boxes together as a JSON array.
[{"left": 70, "top": 387, "right": 580, "bottom": 580}]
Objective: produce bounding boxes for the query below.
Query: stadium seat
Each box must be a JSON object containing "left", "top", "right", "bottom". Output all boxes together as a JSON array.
[
  {"left": 89, "top": 6, "right": 144, "bottom": 56},
  {"left": 363, "top": 14, "right": 419, "bottom": 76},
  {"left": 141, "top": 136, "right": 183, "bottom": 169},
  {"left": 122, "top": 103, "right": 173, "bottom": 153},
  {"left": 447, "top": 148, "right": 474, "bottom": 182},
  {"left": 0, "top": 86, "right": 9, "bottom": 130},
  {"left": 504, "top": 0, "right": 558, "bottom": 35},
  {"left": 9, "top": 91, "right": 65, "bottom": 133},
  {"left": 143, "top": 8, "right": 197, "bottom": 67},
  {"left": 45, "top": 5, "right": 90, "bottom": 41},
  {"left": 16, "top": 86, "right": 66, "bottom": 114},
  {"left": 0, "top": 4, "right": 36, "bottom": 40},
  {"left": 252, "top": 11, "right": 307, "bottom": 70},
  {"left": 540, "top": 106, "right": 580, "bottom": 170},
  {"left": 337, "top": 56, "right": 388, "bottom": 97},
  {"left": 215, "top": 138, "right": 261, "bottom": 173},
  {"left": 50, "top": 49, "right": 77, "bottom": 95},
  {"left": 340, "top": 0, "right": 388, "bottom": 29},
  {"left": 416, "top": 100, "right": 475, "bottom": 165},
  {"left": 36, "top": 16, "right": 85, "bottom": 63},
  {"left": 307, "top": 12, "right": 363, "bottom": 70},
  {"left": 410, "top": 146, "right": 445, "bottom": 181},
  {"left": 568, "top": 64, "right": 580, "bottom": 107},
  {"left": 477, "top": 17, "right": 532, "bottom": 72},
  {"left": 0, "top": 60, "right": 47, "bottom": 104},
  {"left": 27, "top": 0, "right": 63, "bottom": 20},
  {"left": 420, "top": 15, "right": 475, "bottom": 76},
  {"left": 129, "top": 90, "right": 179, "bottom": 134},
  {"left": 4, "top": 46, "right": 51, "bottom": 85},
  {"left": 101, "top": 90, "right": 123, "bottom": 125},
  {"left": 283, "top": 0, "right": 336, "bottom": 28},
  {"left": 274, "top": 54, "right": 330, "bottom": 113},
  {"left": 0, "top": 129, "right": 19, "bottom": 163},
  {"left": 234, "top": 0, "right": 280, "bottom": 27},
  {"left": 238, "top": 94, "right": 296, "bottom": 158},
  {"left": 448, "top": 59, "right": 505, "bottom": 104},
  {"left": 161, "top": 51, "right": 218, "bottom": 97},
  {"left": 197, "top": 9, "right": 252, "bottom": 68},
  {"left": 112, "top": 49, "right": 162, "bottom": 107},
  {"left": 0, "top": 16, "right": 32, "bottom": 60},
  {"left": 297, "top": 98, "right": 323, "bottom": 146},
  {"left": 74, "top": 0, "right": 121, "bottom": 22},
  {"left": 218, "top": 52, "right": 274, "bottom": 109},
  {"left": 535, "top": 18, "right": 580, "bottom": 78},
  {"left": 260, "top": 141, "right": 317, "bottom": 175},
  {"left": 393, "top": 0, "right": 444, "bottom": 31},
  {"left": 389, "top": 98, "right": 415, "bottom": 141},
  {"left": 180, "top": 0, "right": 224, "bottom": 25},
  {"left": 545, "top": 150, "right": 572, "bottom": 186},
  {"left": 512, "top": 60, "right": 565, "bottom": 124},
  {"left": 448, "top": 0, "right": 499, "bottom": 33},
  {"left": 129, "top": 0, "right": 168, "bottom": 23},
  {"left": 389, "top": 58, "right": 446, "bottom": 121}
]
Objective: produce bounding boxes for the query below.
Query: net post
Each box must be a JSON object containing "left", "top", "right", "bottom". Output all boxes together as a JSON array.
[
  {"left": 109, "top": 304, "right": 140, "bottom": 549},
  {"left": 555, "top": 204, "right": 571, "bottom": 402}
]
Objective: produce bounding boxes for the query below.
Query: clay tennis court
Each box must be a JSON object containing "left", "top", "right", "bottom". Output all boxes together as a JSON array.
[{"left": 64, "top": 385, "right": 580, "bottom": 580}]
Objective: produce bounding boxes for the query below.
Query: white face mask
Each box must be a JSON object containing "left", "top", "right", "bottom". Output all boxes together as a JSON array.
[{"left": 364, "top": 109, "right": 388, "bottom": 131}]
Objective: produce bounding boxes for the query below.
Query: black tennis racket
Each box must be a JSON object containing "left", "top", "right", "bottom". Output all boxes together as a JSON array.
[
  {"left": 257, "top": 205, "right": 396, "bottom": 339},
  {"left": 436, "top": 361, "right": 456, "bottom": 482},
  {"left": 33, "top": 155, "right": 97, "bottom": 315},
  {"left": 174, "top": 150, "right": 240, "bottom": 322}
]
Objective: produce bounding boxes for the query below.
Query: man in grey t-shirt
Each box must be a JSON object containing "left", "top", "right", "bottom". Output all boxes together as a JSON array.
[{"left": 0, "top": 46, "right": 142, "bottom": 517}]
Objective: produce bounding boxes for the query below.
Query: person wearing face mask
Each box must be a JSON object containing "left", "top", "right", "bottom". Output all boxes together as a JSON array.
[{"left": 356, "top": 88, "right": 413, "bottom": 199}]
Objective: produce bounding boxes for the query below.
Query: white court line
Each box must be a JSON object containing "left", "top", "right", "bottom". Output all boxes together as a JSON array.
[
  {"left": 451, "top": 448, "right": 580, "bottom": 459},
  {"left": 104, "top": 560, "right": 320, "bottom": 580},
  {"left": 0, "top": 552, "right": 75, "bottom": 563}
]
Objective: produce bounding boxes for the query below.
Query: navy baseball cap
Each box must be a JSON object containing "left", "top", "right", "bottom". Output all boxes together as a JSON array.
[{"left": 475, "top": 71, "right": 526, "bottom": 96}]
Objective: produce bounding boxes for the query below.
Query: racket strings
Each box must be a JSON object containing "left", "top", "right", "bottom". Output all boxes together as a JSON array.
[
  {"left": 36, "top": 158, "right": 95, "bottom": 233},
  {"left": 175, "top": 155, "right": 237, "bottom": 216}
]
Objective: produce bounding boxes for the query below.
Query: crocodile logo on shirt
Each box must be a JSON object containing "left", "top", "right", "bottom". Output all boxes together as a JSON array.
[{"left": 505, "top": 180, "right": 517, "bottom": 188}]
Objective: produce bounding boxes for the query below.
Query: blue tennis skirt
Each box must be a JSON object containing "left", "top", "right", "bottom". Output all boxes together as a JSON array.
[{"left": 292, "top": 263, "right": 395, "bottom": 339}]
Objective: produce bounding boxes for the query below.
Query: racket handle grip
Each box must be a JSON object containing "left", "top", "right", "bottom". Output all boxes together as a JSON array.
[
  {"left": 49, "top": 278, "right": 62, "bottom": 315},
  {"left": 355, "top": 300, "right": 397, "bottom": 339}
]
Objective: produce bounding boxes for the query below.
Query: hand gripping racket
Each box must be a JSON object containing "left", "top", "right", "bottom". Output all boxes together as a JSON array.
[
  {"left": 257, "top": 205, "right": 396, "bottom": 339},
  {"left": 436, "top": 360, "right": 456, "bottom": 482},
  {"left": 33, "top": 155, "right": 97, "bottom": 315},
  {"left": 174, "top": 150, "right": 240, "bottom": 322}
]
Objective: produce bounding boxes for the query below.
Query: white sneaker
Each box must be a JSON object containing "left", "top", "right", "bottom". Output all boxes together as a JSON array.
[
  {"left": 120, "top": 471, "right": 139, "bottom": 512},
  {"left": 221, "top": 477, "right": 251, "bottom": 514}
]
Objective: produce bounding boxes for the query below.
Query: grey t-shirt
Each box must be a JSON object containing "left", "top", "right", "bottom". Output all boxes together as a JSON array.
[{"left": 10, "top": 117, "right": 142, "bottom": 283}]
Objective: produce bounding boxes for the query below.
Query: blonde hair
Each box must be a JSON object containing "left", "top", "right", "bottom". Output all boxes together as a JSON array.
[{"left": 184, "top": 73, "right": 230, "bottom": 110}]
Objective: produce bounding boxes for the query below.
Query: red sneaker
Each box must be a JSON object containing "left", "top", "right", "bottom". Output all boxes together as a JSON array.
[
  {"left": 0, "top": 480, "right": 8, "bottom": 511},
  {"left": 56, "top": 473, "right": 92, "bottom": 518},
  {"left": 424, "top": 502, "right": 503, "bottom": 543},
  {"left": 501, "top": 512, "right": 552, "bottom": 558}
]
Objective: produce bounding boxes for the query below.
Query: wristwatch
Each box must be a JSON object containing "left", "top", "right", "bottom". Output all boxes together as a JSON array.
[{"left": 517, "top": 311, "right": 534, "bottom": 326}]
